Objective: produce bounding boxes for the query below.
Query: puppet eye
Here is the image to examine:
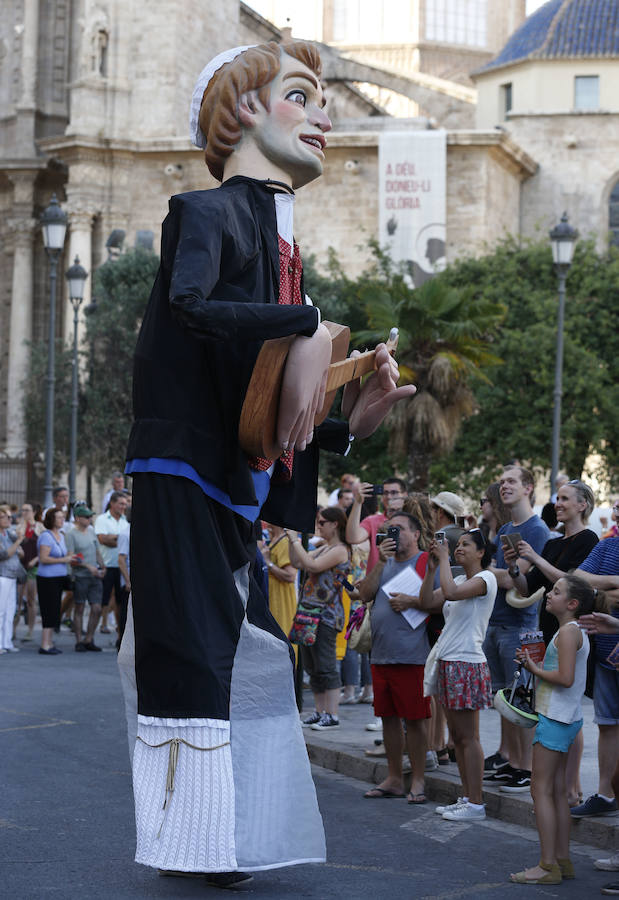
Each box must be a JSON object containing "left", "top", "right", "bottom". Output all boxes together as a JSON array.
[{"left": 286, "top": 90, "right": 306, "bottom": 106}]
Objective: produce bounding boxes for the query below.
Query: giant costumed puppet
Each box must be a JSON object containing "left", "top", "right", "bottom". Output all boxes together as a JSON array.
[{"left": 118, "top": 40, "right": 415, "bottom": 888}]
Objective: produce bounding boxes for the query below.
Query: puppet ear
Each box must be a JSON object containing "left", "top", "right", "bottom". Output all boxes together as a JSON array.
[{"left": 238, "top": 92, "right": 259, "bottom": 128}]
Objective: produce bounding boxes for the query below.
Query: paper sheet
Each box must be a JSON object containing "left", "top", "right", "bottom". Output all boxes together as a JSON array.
[{"left": 382, "top": 566, "right": 427, "bottom": 630}]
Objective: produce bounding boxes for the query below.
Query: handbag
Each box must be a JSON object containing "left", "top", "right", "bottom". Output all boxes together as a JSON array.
[
  {"left": 423, "top": 641, "right": 440, "bottom": 698},
  {"left": 288, "top": 599, "right": 323, "bottom": 647},
  {"left": 345, "top": 602, "right": 372, "bottom": 653}
]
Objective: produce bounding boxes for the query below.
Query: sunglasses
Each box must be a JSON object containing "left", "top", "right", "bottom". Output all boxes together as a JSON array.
[
  {"left": 480, "top": 497, "right": 489, "bottom": 506},
  {"left": 317, "top": 518, "right": 329, "bottom": 526}
]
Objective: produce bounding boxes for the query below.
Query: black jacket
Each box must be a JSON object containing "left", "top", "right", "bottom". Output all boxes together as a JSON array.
[{"left": 127, "top": 177, "right": 349, "bottom": 531}]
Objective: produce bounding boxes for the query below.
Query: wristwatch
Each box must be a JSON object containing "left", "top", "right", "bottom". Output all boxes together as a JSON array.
[{"left": 508, "top": 564, "right": 520, "bottom": 578}]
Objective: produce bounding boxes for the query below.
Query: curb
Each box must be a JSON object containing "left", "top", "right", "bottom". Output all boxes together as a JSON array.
[{"left": 306, "top": 738, "right": 618, "bottom": 852}]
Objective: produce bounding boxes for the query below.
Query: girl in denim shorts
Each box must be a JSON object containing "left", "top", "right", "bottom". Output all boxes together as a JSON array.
[{"left": 510, "top": 575, "right": 609, "bottom": 885}]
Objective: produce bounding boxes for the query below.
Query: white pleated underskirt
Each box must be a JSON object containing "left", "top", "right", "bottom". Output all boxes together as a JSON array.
[{"left": 118, "top": 568, "right": 326, "bottom": 873}]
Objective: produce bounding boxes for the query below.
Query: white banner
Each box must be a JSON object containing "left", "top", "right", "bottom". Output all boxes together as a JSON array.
[{"left": 378, "top": 130, "right": 447, "bottom": 287}]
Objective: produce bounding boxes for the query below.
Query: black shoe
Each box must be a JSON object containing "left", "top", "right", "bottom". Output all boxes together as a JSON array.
[
  {"left": 75, "top": 642, "right": 87, "bottom": 652},
  {"left": 84, "top": 642, "right": 102, "bottom": 652},
  {"left": 483, "top": 762, "right": 515, "bottom": 782},
  {"left": 499, "top": 769, "right": 532, "bottom": 793},
  {"left": 484, "top": 751, "right": 508, "bottom": 772},
  {"left": 38, "top": 647, "right": 62, "bottom": 655},
  {"left": 205, "top": 872, "right": 254, "bottom": 890}
]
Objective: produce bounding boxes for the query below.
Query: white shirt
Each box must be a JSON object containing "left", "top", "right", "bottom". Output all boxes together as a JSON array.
[
  {"left": 436, "top": 570, "right": 497, "bottom": 664},
  {"left": 94, "top": 511, "right": 129, "bottom": 567}
]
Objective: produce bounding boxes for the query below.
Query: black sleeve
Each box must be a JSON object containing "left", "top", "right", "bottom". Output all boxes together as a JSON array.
[
  {"left": 315, "top": 418, "right": 350, "bottom": 455},
  {"left": 168, "top": 196, "right": 319, "bottom": 342},
  {"left": 524, "top": 530, "right": 599, "bottom": 594}
]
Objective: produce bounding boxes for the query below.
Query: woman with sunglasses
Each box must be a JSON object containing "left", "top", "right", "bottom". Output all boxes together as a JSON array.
[
  {"left": 505, "top": 478, "right": 598, "bottom": 806},
  {"left": 286, "top": 507, "right": 350, "bottom": 730}
]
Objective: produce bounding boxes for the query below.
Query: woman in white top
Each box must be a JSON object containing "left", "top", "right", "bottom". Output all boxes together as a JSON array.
[
  {"left": 510, "top": 575, "right": 607, "bottom": 885},
  {"left": 418, "top": 530, "right": 497, "bottom": 821}
]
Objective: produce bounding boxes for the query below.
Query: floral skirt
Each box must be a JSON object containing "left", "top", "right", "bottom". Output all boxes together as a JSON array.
[{"left": 438, "top": 659, "right": 493, "bottom": 711}]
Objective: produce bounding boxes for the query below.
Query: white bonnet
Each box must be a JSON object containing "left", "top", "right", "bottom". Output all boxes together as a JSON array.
[{"left": 189, "top": 45, "right": 257, "bottom": 149}]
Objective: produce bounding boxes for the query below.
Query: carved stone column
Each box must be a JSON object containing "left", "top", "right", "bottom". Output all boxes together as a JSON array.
[
  {"left": 65, "top": 206, "right": 95, "bottom": 343},
  {"left": 5, "top": 217, "right": 37, "bottom": 455}
]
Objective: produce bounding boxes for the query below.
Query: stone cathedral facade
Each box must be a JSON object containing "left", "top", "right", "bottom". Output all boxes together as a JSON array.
[{"left": 1, "top": 0, "right": 617, "bottom": 499}]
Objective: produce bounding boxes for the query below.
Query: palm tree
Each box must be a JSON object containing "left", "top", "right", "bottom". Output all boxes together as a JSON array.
[{"left": 353, "top": 246, "right": 505, "bottom": 490}]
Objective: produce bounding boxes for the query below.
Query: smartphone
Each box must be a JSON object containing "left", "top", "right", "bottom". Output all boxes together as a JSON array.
[
  {"left": 386, "top": 525, "right": 400, "bottom": 551},
  {"left": 434, "top": 531, "right": 446, "bottom": 544},
  {"left": 371, "top": 484, "right": 384, "bottom": 495},
  {"left": 336, "top": 574, "right": 356, "bottom": 592},
  {"left": 375, "top": 532, "right": 387, "bottom": 545}
]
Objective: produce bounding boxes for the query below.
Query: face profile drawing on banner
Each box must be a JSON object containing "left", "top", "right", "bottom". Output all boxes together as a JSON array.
[{"left": 379, "top": 130, "right": 447, "bottom": 288}]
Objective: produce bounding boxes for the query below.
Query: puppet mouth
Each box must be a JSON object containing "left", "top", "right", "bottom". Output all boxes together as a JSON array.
[{"left": 300, "top": 134, "right": 326, "bottom": 153}]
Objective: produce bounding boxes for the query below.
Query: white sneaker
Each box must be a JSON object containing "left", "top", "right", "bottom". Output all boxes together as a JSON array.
[
  {"left": 435, "top": 797, "right": 466, "bottom": 815},
  {"left": 425, "top": 750, "right": 438, "bottom": 771},
  {"left": 365, "top": 720, "right": 382, "bottom": 732},
  {"left": 595, "top": 854, "right": 619, "bottom": 871},
  {"left": 442, "top": 803, "right": 486, "bottom": 821}
]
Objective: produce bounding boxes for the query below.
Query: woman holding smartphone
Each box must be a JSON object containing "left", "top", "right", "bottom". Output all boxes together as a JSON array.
[{"left": 417, "top": 530, "right": 497, "bottom": 821}]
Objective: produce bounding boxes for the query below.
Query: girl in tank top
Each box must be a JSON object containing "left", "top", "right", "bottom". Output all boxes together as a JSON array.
[{"left": 509, "top": 575, "right": 609, "bottom": 885}]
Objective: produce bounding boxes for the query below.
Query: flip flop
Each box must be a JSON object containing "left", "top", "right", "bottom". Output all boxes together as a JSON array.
[
  {"left": 407, "top": 792, "right": 427, "bottom": 804},
  {"left": 363, "top": 787, "right": 405, "bottom": 799}
]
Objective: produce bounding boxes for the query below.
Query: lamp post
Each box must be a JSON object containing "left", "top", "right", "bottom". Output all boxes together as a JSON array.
[
  {"left": 83, "top": 296, "right": 98, "bottom": 509},
  {"left": 549, "top": 212, "right": 578, "bottom": 497},
  {"left": 40, "top": 194, "right": 68, "bottom": 508},
  {"left": 66, "top": 256, "right": 89, "bottom": 505}
]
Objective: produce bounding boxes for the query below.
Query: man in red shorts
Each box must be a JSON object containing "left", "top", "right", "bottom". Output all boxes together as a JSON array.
[{"left": 358, "top": 513, "right": 430, "bottom": 803}]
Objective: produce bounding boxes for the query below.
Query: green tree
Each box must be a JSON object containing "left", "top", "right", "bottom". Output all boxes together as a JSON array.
[
  {"left": 430, "top": 237, "right": 619, "bottom": 496},
  {"left": 23, "top": 340, "right": 74, "bottom": 480},
  {"left": 81, "top": 249, "right": 159, "bottom": 479}
]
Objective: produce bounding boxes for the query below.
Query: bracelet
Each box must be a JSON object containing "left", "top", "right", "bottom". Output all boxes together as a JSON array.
[{"left": 508, "top": 565, "right": 520, "bottom": 578}]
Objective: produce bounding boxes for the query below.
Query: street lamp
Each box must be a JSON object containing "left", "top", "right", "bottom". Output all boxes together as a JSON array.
[
  {"left": 83, "top": 297, "right": 98, "bottom": 509},
  {"left": 65, "top": 256, "right": 89, "bottom": 504},
  {"left": 40, "top": 193, "right": 68, "bottom": 508},
  {"left": 549, "top": 212, "right": 578, "bottom": 496}
]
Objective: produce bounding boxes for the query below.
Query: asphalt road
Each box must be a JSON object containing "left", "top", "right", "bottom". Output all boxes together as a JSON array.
[{"left": 0, "top": 632, "right": 612, "bottom": 899}]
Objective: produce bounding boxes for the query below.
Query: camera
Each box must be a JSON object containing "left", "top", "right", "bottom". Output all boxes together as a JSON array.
[
  {"left": 434, "top": 531, "right": 446, "bottom": 544},
  {"left": 371, "top": 485, "right": 384, "bottom": 495}
]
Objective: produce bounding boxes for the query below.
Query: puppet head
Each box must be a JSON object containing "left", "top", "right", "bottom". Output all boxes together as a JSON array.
[{"left": 191, "top": 41, "right": 329, "bottom": 188}]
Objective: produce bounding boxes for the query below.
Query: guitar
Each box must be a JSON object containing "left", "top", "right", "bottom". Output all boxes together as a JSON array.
[{"left": 239, "top": 322, "right": 399, "bottom": 460}]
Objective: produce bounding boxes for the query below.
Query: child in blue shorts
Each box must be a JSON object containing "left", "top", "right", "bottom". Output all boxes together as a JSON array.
[{"left": 509, "top": 575, "right": 608, "bottom": 885}]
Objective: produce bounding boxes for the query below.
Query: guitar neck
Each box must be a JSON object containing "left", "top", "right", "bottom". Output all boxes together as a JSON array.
[
  {"left": 325, "top": 350, "right": 378, "bottom": 393},
  {"left": 325, "top": 328, "right": 399, "bottom": 393}
]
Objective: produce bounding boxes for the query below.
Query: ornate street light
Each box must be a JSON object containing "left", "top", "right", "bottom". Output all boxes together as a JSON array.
[
  {"left": 40, "top": 194, "right": 68, "bottom": 508},
  {"left": 65, "top": 256, "right": 89, "bottom": 505},
  {"left": 548, "top": 212, "right": 578, "bottom": 496}
]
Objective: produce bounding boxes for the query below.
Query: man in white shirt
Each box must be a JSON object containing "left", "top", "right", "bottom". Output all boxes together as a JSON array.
[{"left": 94, "top": 492, "right": 129, "bottom": 636}]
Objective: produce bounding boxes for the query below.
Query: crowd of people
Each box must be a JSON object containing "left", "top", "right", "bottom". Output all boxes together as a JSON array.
[
  {"left": 0, "top": 475, "right": 131, "bottom": 657},
  {"left": 2, "top": 464, "right": 618, "bottom": 891}
]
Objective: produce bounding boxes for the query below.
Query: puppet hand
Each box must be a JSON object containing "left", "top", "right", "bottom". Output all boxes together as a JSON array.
[
  {"left": 343, "top": 344, "right": 416, "bottom": 440},
  {"left": 277, "top": 323, "right": 332, "bottom": 452}
]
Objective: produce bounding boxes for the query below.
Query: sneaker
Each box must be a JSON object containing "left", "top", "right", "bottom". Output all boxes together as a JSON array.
[
  {"left": 301, "top": 710, "right": 322, "bottom": 727},
  {"left": 84, "top": 642, "right": 102, "bottom": 652},
  {"left": 442, "top": 802, "right": 486, "bottom": 821},
  {"left": 6, "top": 647, "right": 20, "bottom": 652},
  {"left": 596, "top": 854, "right": 619, "bottom": 872},
  {"left": 425, "top": 750, "right": 438, "bottom": 771},
  {"left": 571, "top": 794, "right": 618, "bottom": 818},
  {"left": 484, "top": 751, "right": 508, "bottom": 772},
  {"left": 602, "top": 882, "right": 619, "bottom": 896},
  {"left": 75, "top": 642, "right": 87, "bottom": 652},
  {"left": 435, "top": 797, "right": 466, "bottom": 815},
  {"left": 205, "top": 871, "right": 254, "bottom": 889},
  {"left": 499, "top": 769, "right": 532, "bottom": 793},
  {"left": 483, "top": 762, "right": 516, "bottom": 783},
  {"left": 310, "top": 713, "right": 340, "bottom": 730},
  {"left": 62, "top": 617, "right": 73, "bottom": 629},
  {"left": 365, "top": 719, "right": 383, "bottom": 732}
]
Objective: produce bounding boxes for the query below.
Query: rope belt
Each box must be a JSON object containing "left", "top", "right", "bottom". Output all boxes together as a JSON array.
[{"left": 136, "top": 735, "right": 231, "bottom": 837}]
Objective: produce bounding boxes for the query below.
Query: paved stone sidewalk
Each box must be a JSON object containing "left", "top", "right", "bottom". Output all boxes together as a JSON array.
[{"left": 302, "top": 690, "right": 618, "bottom": 851}]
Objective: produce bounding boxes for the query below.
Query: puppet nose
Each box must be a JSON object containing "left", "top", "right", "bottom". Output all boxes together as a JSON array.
[{"left": 311, "top": 105, "right": 332, "bottom": 133}]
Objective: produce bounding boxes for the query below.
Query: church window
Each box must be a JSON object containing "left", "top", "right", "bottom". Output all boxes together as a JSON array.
[
  {"left": 610, "top": 182, "right": 619, "bottom": 247},
  {"left": 501, "top": 82, "right": 512, "bottom": 119},
  {"left": 425, "top": 0, "right": 487, "bottom": 47},
  {"left": 331, "top": 1, "right": 404, "bottom": 43},
  {"left": 574, "top": 75, "right": 599, "bottom": 110}
]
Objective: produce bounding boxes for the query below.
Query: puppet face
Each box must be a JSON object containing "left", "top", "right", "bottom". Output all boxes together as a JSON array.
[{"left": 247, "top": 52, "right": 331, "bottom": 189}]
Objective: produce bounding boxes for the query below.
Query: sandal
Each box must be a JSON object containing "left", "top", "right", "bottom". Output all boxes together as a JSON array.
[
  {"left": 407, "top": 792, "right": 427, "bottom": 804},
  {"left": 510, "top": 862, "right": 562, "bottom": 885},
  {"left": 437, "top": 748, "right": 450, "bottom": 766},
  {"left": 364, "top": 787, "right": 405, "bottom": 799}
]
